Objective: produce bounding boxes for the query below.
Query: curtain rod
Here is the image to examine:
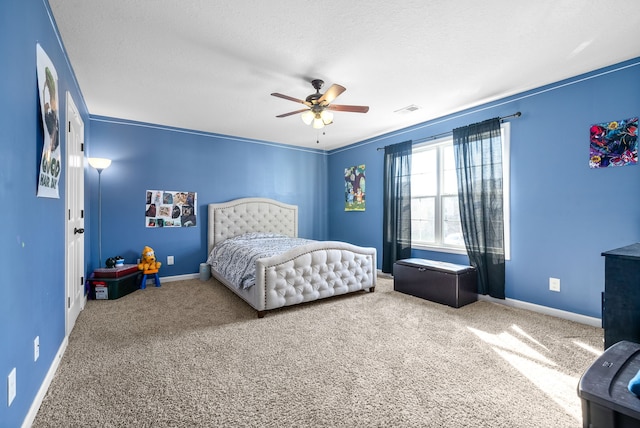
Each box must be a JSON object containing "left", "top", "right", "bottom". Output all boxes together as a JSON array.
[{"left": 376, "top": 111, "right": 522, "bottom": 151}]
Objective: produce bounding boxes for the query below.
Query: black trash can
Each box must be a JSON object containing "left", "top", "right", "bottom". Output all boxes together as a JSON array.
[{"left": 578, "top": 340, "right": 640, "bottom": 427}]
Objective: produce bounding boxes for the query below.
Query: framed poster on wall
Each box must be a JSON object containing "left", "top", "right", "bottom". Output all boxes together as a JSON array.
[
  {"left": 590, "top": 117, "right": 638, "bottom": 168},
  {"left": 36, "top": 43, "right": 61, "bottom": 198},
  {"left": 345, "top": 165, "right": 365, "bottom": 211}
]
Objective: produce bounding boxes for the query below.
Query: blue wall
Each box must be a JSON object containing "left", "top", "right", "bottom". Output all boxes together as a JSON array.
[
  {"left": 328, "top": 59, "right": 640, "bottom": 319},
  {"left": 0, "top": 0, "right": 91, "bottom": 425},
  {"left": 87, "top": 118, "right": 328, "bottom": 276}
]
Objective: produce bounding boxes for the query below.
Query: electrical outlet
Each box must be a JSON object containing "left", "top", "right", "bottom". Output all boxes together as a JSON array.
[
  {"left": 549, "top": 277, "right": 560, "bottom": 292},
  {"left": 167, "top": 256, "right": 174, "bottom": 265},
  {"left": 7, "top": 368, "right": 16, "bottom": 406},
  {"left": 34, "top": 336, "right": 40, "bottom": 362}
]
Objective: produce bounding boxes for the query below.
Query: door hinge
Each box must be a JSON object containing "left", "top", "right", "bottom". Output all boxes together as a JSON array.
[
  {"left": 68, "top": 297, "right": 71, "bottom": 308},
  {"left": 68, "top": 209, "right": 71, "bottom": 220},
  {"left": 80, "top": 276, "right": 84, "bottom": 285},
  {"left": 68, "top": 121, "right": 71, "bottom": 132},
  {"left": 81, "top": 143, "right": 84, "bottom": 152},
  {"left": 81, "top": 209, "right": 84, "bottom": 219}
]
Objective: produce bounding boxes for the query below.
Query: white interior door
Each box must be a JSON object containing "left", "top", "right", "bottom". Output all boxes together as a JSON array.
[{"left": 65, "top": 92, "right": 85, "bottom": 336}]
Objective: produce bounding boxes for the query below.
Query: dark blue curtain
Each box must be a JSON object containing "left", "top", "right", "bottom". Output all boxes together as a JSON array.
[
  {"left": 453, "top": 118, "right": 505, "bottom": 298},
  {"left": 382, "top": 140, "right": 412, "bottom": 273}
]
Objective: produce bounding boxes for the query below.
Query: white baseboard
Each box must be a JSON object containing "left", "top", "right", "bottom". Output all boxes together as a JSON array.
[
  {"left": 143, "top": 272, "right": 199, "bottom": 286},
  {"left": 22, "top": 336, "right": 68, "bottom": 428},
  {"left": 161, "top": 273, "right": 199, "bottom": 282},
  {"left": 478, "top": 295, "right": 602, "bottom": 328}
]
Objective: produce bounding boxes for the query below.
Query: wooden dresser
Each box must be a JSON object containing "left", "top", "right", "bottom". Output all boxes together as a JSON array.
[{"left": 602, "top": 243, "right": 640, "bottom": 349}]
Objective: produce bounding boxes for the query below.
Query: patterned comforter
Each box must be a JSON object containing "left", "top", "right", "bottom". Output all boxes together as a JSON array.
[{"left": 206, "top": 233, "right": 313, "bottom": 290}]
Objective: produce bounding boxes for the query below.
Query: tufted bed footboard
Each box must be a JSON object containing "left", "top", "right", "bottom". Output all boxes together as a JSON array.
[
  {"left": 207, "top": 198, "right": 377, "bottom": 317},
  {"left": 257, "top": 241, "right": 376, "bottom": 316}
]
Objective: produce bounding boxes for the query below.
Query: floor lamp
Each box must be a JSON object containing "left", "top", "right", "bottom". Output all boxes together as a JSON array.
[{"left": 88, "top": 157, "right": 112, "bottom": 268}]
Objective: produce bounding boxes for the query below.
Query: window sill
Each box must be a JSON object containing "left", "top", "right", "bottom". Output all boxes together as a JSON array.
[
  {"left": 412, "top": 243, "right": 468, "bottom": 255},
  {"left": 412, "top": 243, "right": 511, "bottom": 261}
]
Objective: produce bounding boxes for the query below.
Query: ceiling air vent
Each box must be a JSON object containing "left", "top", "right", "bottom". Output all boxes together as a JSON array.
[{"left": 394, "top": 104, "right": 421, "bottom": 114}]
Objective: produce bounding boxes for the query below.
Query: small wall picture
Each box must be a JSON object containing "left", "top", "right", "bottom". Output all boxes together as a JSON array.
[
  {"left": 145, "top": 190, "right": 197, "bottom": 227},
  {"left": 345, "top": 165, "right": 365, "bottom": 211},
  {"left": 590, "top": 117, "right": 638, "bottom": 168}
]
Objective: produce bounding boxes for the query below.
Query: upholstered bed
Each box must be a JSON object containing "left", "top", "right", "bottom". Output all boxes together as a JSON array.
[{"left": 207, "top": 198, "right": 377, "bottom": 317}]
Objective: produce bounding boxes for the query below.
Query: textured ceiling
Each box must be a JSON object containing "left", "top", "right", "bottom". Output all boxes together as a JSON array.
[{"left": 49, "top": 0, "right": 640, "bottom": 150}]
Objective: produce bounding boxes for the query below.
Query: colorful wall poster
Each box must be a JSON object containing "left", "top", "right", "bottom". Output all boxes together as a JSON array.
[
  {"left": 590, "top": 117, "right": 638, "bottom": 168},
  {"left": 36, "top": 43, "right": 61, "bottom": 198},
  {"left": 145, "top": 190, "right": 197, "bottom": 227},
  {"left": 345, "top": 165, "right": 365, "bottom": 211}
]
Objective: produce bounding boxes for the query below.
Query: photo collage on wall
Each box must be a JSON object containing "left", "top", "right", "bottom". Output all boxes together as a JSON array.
[{"left": 145, "top": 190, "right": 197, "bottom": 228}]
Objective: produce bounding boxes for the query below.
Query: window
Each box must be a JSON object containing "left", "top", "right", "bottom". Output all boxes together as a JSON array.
[
  {"left": 410, "top": 123, "right": 510, "bottom": 256},
  {"left": 411, "top": 140, "right": 464, "bottom": 251}
]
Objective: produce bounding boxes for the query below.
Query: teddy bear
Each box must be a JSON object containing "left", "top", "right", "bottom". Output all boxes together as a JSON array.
[{"left": 138, "top": 246, "right": 162, "bottom": 274}]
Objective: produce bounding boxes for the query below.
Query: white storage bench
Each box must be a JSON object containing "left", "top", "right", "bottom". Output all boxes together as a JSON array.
[{"left": 393, "top": 258, "right": 477, "bottom": 308}]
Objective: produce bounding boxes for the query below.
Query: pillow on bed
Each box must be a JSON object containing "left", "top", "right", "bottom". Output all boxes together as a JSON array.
[{"left": 231, "top": 232, "right": 290, "bottom": 241}]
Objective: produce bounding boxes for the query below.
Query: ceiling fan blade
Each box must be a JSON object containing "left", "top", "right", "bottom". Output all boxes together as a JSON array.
[
  {"left": 271, "top": 92, "right": 311, "bottom": 105},
  {"left": 327, "top": 104, "right": 369, "bottom": 113},
  {"left": 318, "top": 84, "right": 346, "bottom": 105},
  {"left": 276, "top": 108, "right": 310, "bottom": 118}
]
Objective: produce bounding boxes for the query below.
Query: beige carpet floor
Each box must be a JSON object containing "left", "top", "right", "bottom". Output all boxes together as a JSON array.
[{"left": 33, "top": 276, "right": 603, "bottom": 427}]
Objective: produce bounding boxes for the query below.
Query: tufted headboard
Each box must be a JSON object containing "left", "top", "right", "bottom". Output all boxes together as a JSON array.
[{"left": 207, "top": 198, "right": 298, "bottom": 254}]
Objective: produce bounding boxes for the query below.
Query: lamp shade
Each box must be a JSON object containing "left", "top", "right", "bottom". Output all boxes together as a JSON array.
[
  {"left": 320, "top": 110, "right": 333, "bottom": 125},
  {"left": 312, "top": 115, "right": 325, "bottom": 129},
  {"left": 88, "top": 157, "right": 112, "bottom": 171},
  {"left": 301, "top": 110, "right": 314, "bottom": 125}
]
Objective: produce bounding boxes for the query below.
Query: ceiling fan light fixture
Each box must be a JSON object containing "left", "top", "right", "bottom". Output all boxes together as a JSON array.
[
  {"left": 312, "top": 115, "right": 325, "bottom": 129},
  {"left": 301, "top": 110, "right": 314, "bottom": 125},
  {"left": 273, "top": 79, "right": 369, "bottom": 130},
  {"left": 320, "top": 110, "right": 333, "bottom": 125}
]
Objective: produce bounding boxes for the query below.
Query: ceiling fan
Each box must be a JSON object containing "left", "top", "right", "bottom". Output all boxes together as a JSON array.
[{"left": 271, "top": 79, "right": 369, "bottom": 129}]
